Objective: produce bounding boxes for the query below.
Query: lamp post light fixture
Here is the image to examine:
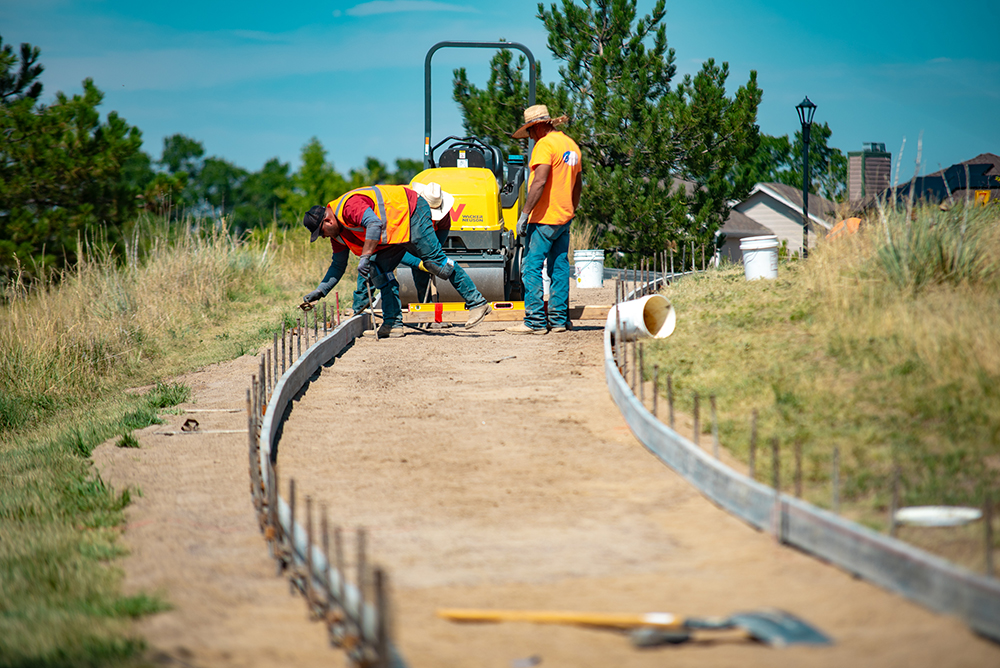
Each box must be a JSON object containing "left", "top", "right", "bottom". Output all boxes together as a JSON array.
[{"left": 796, "top": 96, "right": 817, "bottom": 259}]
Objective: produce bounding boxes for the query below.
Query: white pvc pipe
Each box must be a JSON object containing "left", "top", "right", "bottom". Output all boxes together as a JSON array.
[{"left": 606, "top": 294, "right": 676, "bottom": 340}]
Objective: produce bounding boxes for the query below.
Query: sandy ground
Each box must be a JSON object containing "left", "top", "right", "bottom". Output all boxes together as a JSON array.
[{"left": 94, "top": 283, "right": 1000, "bottom": 668}]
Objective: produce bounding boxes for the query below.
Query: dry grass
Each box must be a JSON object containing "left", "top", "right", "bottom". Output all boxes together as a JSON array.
[
  {"left": 0, "top": 214, "right": 356, "bottom": 664},
  {"left": 646, "top": 203, "right": 1000, "bottom": 552}
]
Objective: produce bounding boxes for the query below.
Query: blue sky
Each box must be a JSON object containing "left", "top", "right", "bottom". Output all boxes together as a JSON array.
[{"left": 4, "top": 0, "right": 998, "bottom": 182}]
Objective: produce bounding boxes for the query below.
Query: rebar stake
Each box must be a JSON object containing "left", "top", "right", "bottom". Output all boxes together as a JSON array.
[
  {"left": 375, "top": 567, "right": 390, "bottom": 668},
  {"left": 321, "top": 505, "right": 332, "bottom": 615},
  {"left": 693, "top": 392, "right": 700, "bottom": 447},
  {"left": 986, "top": 494, "right": 994, "bottom": 577},
  {"left": 667, "top": 375, "right": 674, "bottom": 429},
  {"left": 652, "top": 365, "right": 659, "bottom": 418},
  {"left": 890, "top": 464, "right": 900, "bottom": 537},
  {"left": 638, "top": 343, "right": 645, "bottom": 404},
  {"left": 632, "top": 339, "right": 638, "bottom": 392},
  {"left": 710, "top": 395, "right": 719, "bottom": 459},
  {"left": 306, "top": 495, "right": 315, "bottom": 612},
  {"left": 288, "top": 478, "right": 297, "bottom": 583},
  {"left": 365, "top": 279, "right": 378, "bottom": 341},
  {"left": 832, "top": 447, "right": 841, "bottom": 514},
  {"left": 772, "top": 436, "right": 782, "bottom": 543},
  {"left": 795, "top": 440, "right": 803, "bottom": 498},
  {"left": 357, "top": 527, "right": 367, "bottom": 639}
]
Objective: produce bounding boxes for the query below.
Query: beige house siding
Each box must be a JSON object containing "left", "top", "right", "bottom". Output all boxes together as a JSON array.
[{"left": 734, "top": 196, "right": 811, "bottom": 256}]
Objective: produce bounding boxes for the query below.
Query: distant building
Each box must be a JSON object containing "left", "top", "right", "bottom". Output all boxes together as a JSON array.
[
  {"left": 719, "top": 182, "right": 838, "bottom": 262},
  {"left": 848, "top": 142, "right": 892, "bottom": 207}
]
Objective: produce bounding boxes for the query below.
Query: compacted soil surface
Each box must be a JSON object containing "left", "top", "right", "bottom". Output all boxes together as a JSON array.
[{"left": 94, "top": 284, "right": 1000, "bottom": 668}]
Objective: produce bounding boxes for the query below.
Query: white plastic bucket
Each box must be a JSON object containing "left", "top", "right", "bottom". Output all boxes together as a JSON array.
[
  {"left": 574, "top": 249, "right": 605, "bottom": 288},
  {"left": 605, "top": 294, "right": 676, "bottom": 340},
  {"left": 740, "top": 235, "right": 779, "bottom": 281}
]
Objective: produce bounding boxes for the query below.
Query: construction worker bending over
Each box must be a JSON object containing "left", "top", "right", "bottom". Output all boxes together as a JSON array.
[
  {"left": 302, "top": 183, "right": 491, "bottom": 338},
  {"left": 506, "top": 105, "right": 583, "bottom": 335},
  {"left": 350, "top": 182, "right": 452, "bottom": 313}
]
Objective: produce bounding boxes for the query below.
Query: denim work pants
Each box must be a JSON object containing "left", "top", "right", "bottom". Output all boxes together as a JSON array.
[
  {"left": 352, "top": 251, "right": 425, "bottom": 313},
  {"left": 403, "top": 199, "right": 486, "bottom": 309},
  {"left": 355, "top": 200, "right": 485, "bottom": 325},
  {"left": 522, "top": 222, "right": 570, "bottom": 330}
]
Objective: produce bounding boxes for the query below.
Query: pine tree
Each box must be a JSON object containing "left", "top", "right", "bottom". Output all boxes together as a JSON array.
[
  {"left": 0, "top": 38, "right": 144, "bottom": 279},
  {"left": 540, "top": 0, "right": 762, "bottom": 261},
  {"left": 452, "top": 46, "right": 571, "bottom": 160},
  {"left": 452, "top": 1, "right": 763, "bottom": 262}
]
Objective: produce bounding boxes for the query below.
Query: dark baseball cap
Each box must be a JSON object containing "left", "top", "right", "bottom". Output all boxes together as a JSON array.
[{"left": 303, "top": 205, "right": 327, "bottom": 242}]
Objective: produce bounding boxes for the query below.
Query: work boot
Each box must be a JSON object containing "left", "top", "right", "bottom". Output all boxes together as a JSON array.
[
  {"left": 464, "top": 302, "right": 492, "bottom": 329},
  {"left": 376, "top": 322, "right": 405, "bottom": 339},
  {"left": 506, "top": 323, "right": 547, "bottom": 335},
  {"left": 550, "top": 320, "right": 574, "bottom": 333}
]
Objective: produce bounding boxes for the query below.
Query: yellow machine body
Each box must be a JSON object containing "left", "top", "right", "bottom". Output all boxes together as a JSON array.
[{"left": 411, "top": 167, "right": 504, "bottom": 231}]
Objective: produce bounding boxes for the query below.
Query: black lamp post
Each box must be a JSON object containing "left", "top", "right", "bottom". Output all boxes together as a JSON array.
[{"left": 796, "top": 96, "right": 817, "bottom": 259}]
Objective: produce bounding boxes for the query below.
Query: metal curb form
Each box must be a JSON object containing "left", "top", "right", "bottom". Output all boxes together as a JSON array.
[
  {"left": 247, "top": 310, "right": 409, "bottom": 668},
  {"left": 604, "top": 286, "right": 1000, "bottom": 643}
]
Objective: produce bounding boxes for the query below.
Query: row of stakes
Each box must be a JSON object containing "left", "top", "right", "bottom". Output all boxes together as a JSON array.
[
  {"left": 613, "top": 261, "right": 995, "bottom": 577},
  {"left": 245, "top": 292, "right": 399, "bottom": 668}
]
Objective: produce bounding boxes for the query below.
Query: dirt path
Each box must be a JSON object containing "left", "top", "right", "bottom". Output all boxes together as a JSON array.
[{"left": 95, "top": 285, "right": 1000, "bottom": 668}]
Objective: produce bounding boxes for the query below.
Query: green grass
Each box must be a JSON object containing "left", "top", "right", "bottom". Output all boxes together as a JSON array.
[
  {"left": 646, "top": 203, "right": 1000, "bottom": 558},
  {"left": 0, "top": 216, "right": 353, "bottom": 665},
  {"left": 0, "top": 390, "right": 179, "bottom": 665}
]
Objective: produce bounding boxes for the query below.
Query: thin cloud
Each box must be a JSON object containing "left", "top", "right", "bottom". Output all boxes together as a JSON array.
[{"left": 343, "top": 1, "right": 478, "bottom": 17}]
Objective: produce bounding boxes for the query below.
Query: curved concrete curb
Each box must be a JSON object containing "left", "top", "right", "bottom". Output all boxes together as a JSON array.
[
  {"left": 250, "top": 313, "right": 408, "bottom": 668},
  {"left": 603, "top": 316, "right": 1000, "bottom": 642}
]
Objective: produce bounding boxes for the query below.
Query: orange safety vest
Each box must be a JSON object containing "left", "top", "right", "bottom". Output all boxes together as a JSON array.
[{"left": 328, "top": 186, "right": 412, "bottom": 254}]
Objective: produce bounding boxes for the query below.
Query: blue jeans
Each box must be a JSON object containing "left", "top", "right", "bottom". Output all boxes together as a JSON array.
[
  {"left": 522, "top": 222, "right": 570, "bottom": 330},
  {"left": 355, "top": 200, "right": 485, "bottom": 325},
  {"left": 352, "top": 252, "right": 424, "bottom": 312},
  {"left": 403, "top": 200, "right": 486, "bottom": 310}
]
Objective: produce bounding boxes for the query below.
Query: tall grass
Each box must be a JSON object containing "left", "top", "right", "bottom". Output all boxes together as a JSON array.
[
  {"left": 0, "top": 214, "right": 352, "bottom": 664},
  {"left": 648, "top": 203, "right": 1000, "bottom": 531},
  {"left": 1, "top": 216, "right": 353, "bottom": 434}
]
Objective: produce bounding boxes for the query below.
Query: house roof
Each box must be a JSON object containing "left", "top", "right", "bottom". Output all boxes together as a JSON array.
[
  {"left": 720, "top": 209, "right": 772, "bottom": 237},
  {"left": 876, "top": 153, "right": 1000, "bottom": 206},
  {"left": 925, "top": 153, "right": 1000, "bottom": 179},
  {"left": 748, "top": 182, "right": 838, "bottom": 229}
]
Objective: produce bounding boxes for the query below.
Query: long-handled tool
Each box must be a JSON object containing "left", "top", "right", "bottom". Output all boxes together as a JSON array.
[
  {"left": 437, "top": 607, "right": 832, "bottom": 648},
  {"left": 364, "top": 276, "right": 379, "bottom": 340}
]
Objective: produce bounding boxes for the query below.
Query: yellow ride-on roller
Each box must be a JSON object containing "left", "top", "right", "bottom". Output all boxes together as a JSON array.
[{"left": 396, "top": 40, "right": 538, "bottom": 306}]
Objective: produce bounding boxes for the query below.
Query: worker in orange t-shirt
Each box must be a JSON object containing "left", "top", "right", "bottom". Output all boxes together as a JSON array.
[{"left": 506, "top": 105, "right": 583, "bottom": 335}]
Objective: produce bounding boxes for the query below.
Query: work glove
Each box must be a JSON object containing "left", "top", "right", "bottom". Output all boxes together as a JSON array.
[
  {"left": 303, "top": 289, "right": 324, "bottom": 303},
  {"left": 516, "top": 211, "right": 530, "bottom": 237},
  {"left": 358, "top": 253, "right": 373, "bottom": 277}
]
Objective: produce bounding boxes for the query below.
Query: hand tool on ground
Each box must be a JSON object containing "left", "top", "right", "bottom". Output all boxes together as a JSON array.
[{"left": 437, "top": 607, "right": 832, "bottom": 648}]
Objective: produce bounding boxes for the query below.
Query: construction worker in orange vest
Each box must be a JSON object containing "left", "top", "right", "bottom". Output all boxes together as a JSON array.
[
  {"left": 302, "top": 184, "right": 491, "bottom": 337},
  {"left": 506, "top": 105, "right": 583, "bottom": 335},
  {"left": 349, "top": 182, "right": 453, "bottom": 317}
]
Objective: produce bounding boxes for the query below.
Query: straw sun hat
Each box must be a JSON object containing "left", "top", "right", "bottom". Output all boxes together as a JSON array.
[
  {"left": 410, "top": 181, "right": 455, "bottom": 222},
  {"left": 512, "top": 104, "right": 569, "bottom": 139}
]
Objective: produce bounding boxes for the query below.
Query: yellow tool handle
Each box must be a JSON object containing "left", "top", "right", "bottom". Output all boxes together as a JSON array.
[{"left": 437, "top": 609, "right": 681, "bottom": 630}]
